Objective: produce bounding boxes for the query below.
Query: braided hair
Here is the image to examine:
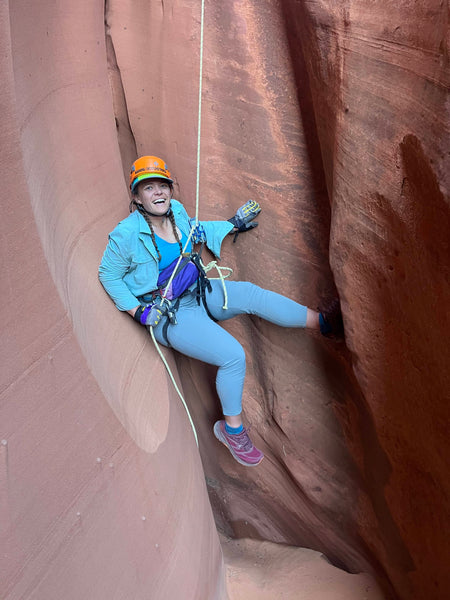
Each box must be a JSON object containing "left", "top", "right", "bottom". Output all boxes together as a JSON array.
[{"left": 130, "top": 198, "right": 182, "bottom": 262}]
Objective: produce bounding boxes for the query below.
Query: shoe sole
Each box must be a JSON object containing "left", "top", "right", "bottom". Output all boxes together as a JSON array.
[{"left": 213, "top": 422, "right": 264, "bottom": 467}]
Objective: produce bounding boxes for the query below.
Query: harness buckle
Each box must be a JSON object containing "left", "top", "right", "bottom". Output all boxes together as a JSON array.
[{"left": 159, "top": 297, "right": 177, "bottom": 325}]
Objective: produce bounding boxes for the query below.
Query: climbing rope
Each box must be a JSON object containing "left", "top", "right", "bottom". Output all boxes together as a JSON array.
[
  {"left": 149, "top": 327, "right": 199, "bottom": 446},
  {"left": 195, "top": 0, "right": 205, "bottom": 225},
  {"left": 156, "top": 0, "right": 206, "bottom": 298},
  {"left": 149, "top": 0, "right": 207, "bottom": 448},
  {"left": 201, "top": 260, "right": 233, "bottom": 309}
]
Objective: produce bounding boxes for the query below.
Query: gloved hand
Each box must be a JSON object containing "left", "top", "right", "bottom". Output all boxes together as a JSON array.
[
  {"left": 134, "top": 304, "right": 164, "bottom": 327},
  {"left": 228, "top": 199, "right": 261, "bottom": 242}
]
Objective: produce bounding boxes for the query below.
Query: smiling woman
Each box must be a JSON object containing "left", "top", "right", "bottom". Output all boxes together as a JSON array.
[
  {"left": 98, "top": 155, "right": 344, "bottom": 467},
  {"left": 136, "top": 180, "right": 173, "bottom": 215}
]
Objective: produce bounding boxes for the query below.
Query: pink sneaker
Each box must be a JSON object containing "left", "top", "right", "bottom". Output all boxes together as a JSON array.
[{"left": 213, "top": 420, "right": 264, "bottom": 467}]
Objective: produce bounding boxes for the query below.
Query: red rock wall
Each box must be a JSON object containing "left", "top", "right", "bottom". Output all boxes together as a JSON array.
[
  {"left": 2, "top": 1, "right": 448, "bottom": 599},
  {"left": 291, "top": 2, "right": 449, "bottom": 598}
]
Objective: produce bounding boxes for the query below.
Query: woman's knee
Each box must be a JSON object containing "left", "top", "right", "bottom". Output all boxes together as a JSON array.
[
  {"left": 221, "top": 338, "right": 246, "bottom": 370},
  {"left": 227, "top": 281, "right": 259, "bottom": 298},
  {"left": 210, "top": 280, "right": 261, "bottom": 317}
]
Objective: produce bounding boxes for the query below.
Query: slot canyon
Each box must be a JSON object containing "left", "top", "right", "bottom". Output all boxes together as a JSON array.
[{"left": 1, "top": 1, "right": 448, "bottom": 599}]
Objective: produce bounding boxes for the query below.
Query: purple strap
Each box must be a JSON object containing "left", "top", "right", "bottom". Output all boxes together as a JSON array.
[{"left": 140, "top": 304, "right": 153, "bottom": 325}]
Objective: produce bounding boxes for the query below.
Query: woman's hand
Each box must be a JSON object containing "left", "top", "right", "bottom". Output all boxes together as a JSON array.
[
  {"left": 132, "top": 304, "right": 164, "bottom": 327},
  {"left": 228, "top": 199, "right": 261, "bottom": 242}
]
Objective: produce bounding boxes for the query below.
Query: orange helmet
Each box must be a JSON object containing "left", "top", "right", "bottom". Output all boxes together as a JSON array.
[{"left": 129, "top": 156, "right": 173, "bottom": 192}]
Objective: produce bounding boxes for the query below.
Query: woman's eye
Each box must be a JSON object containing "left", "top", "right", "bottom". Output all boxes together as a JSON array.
[{"left": 143, "top": 182, "right": 168, "bottom": 192}]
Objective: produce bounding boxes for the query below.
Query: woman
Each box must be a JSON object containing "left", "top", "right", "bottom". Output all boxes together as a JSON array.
[{"left": 99, "top": 156, "right": 342, "bottom": 467}]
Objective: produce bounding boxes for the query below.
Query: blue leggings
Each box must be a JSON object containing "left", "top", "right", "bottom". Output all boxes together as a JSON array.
[{"left": 152, "top": 280, "right": 308, "bottom": 416}]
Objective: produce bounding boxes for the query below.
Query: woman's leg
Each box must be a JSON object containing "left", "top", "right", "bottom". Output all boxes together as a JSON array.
[
  {"left": 152, "top": 295, "right": 264, "bottom": 466},
  {"left": 152, "top": 295, "right": 245, "bottom": 418},
  {"left": 205, "top": 280, "right": 320, "bottom": 329}
]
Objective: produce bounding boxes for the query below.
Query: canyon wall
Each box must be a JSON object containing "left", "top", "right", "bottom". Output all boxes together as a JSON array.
[
  {"left": 1, "top": 1, "right": 448, "bottom": 599},
  {"left": 292, "top": 2, "right": 449, "bottom": 598}
]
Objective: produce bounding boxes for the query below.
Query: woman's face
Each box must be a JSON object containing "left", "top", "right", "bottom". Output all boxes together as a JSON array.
[{"left": 134, "top": 178, "right": 172, "bottom": 216}]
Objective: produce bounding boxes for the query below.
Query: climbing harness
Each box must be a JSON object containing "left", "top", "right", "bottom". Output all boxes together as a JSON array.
[
  {"left": 156, "top": 254, "right": 200, "bottom": 302},
  {"left": 140, "top": 244, "right": 232, "bottom": 340}
]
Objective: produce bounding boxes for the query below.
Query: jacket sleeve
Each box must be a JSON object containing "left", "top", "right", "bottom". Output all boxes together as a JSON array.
[
  {"left": 197, "top": 219, "right": 234, "bottom": 258},
  {"left": 98, "top": 229, "right": 141, "bottom": 311}
]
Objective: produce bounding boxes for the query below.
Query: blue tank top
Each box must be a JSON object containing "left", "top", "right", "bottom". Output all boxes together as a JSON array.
[{"left": 155, "top": 231, "right": 192, "bottom": 270}]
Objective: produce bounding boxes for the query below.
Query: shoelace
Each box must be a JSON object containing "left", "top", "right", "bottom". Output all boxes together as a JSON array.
[{"left": 230, "top": 428, "right": 253, "bottom": 451}]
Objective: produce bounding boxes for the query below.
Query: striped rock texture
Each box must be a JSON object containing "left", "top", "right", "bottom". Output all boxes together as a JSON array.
[{"left": 1, "top": 1, "right": 447, "bottom": 599}]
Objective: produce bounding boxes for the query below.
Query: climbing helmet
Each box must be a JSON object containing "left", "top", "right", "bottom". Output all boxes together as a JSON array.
[{"left": 130, "top": 156, "right": 173, "bottom": 192}]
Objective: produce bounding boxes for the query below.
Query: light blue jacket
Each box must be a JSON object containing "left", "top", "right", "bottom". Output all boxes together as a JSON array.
[{"left": 99, "top": 200, "right": 234, "bottom": 311}]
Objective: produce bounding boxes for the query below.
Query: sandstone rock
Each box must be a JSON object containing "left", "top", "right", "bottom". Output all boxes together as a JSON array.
[{"left": 2, "top": 1, "right": 448, "bottom": 599}]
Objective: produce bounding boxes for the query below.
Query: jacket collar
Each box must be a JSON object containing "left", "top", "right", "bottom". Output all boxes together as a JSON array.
[
  {"left": 135, "top": 209, "right": 152, "bottom": 234},
  {"left": 133, "top": 211, "right": 159, "bottom": 259}
]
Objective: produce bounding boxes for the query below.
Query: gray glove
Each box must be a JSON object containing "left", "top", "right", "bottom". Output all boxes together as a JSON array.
[{"left": 228, "top": 199, "right": 261, "bottom": 242}]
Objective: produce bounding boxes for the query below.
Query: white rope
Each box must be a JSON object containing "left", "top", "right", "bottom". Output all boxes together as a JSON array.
[
  {"left": 150, "top": 327, "right": 198, "bottom": 446},
  {"left": 156, "top": 0, "right": 206, "bottom": 302},
  {"left": 195, "top": 0, "right": 206, "bottom": 225},
  {"left": 201, "top": 260, "right": 233, "bottom": 309},
  {"left": 148, "top": 0, "right": 206, "bottom": 448}
]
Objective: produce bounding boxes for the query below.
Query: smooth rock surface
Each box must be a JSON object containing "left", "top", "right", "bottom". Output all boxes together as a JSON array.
[
  {"left": 1, "top": 2, "right": 223, "bottom": 599},
  {"left": 223, "top": 536, "right": 384, "bottom": 600},
  {"left": 2, "top": 1, "right": 448, "bottom": 599}
]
